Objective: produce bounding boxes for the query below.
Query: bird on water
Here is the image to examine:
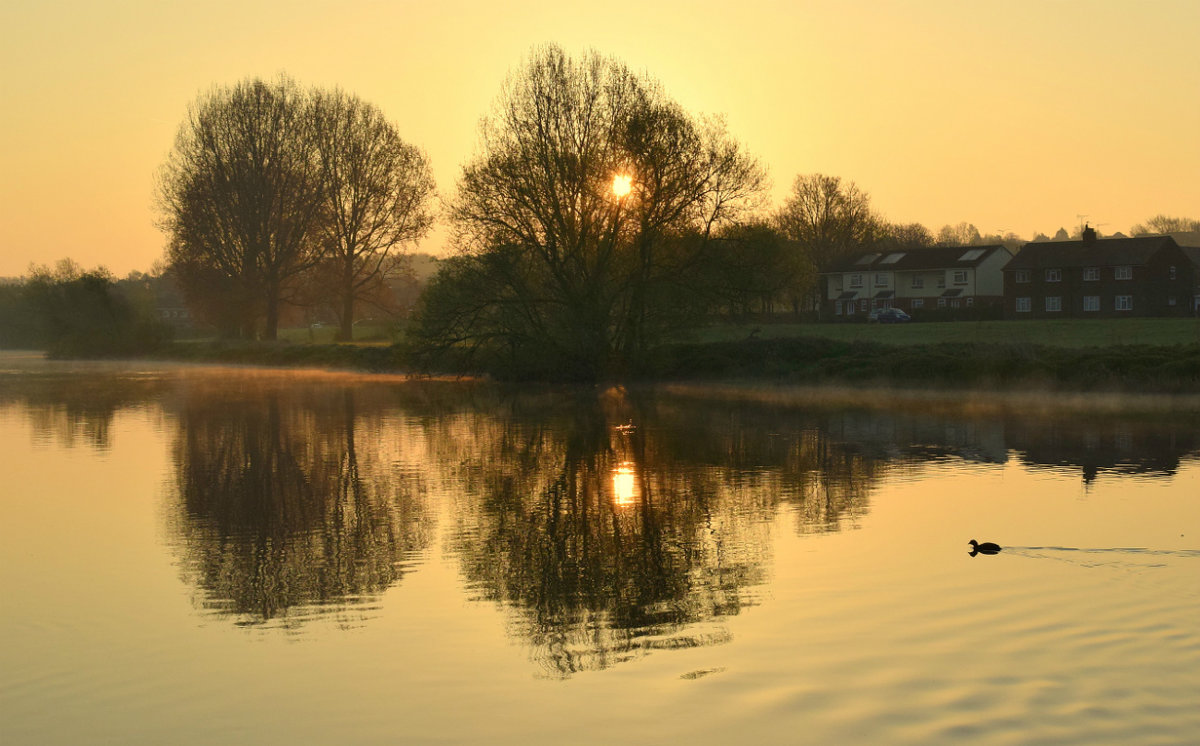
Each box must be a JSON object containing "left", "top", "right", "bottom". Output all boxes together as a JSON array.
[{"left": 968, "top": 539, "right": 1001, "bottom": 556}]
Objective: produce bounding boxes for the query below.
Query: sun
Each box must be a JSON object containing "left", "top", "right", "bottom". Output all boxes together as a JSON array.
[{"left": 611, "top": 174, "right": 632, "bottom": 198}]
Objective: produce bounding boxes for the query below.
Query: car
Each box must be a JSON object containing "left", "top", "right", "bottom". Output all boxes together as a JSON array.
[{"left": 874, "top": 308, "right": 911, "bottom": 324}]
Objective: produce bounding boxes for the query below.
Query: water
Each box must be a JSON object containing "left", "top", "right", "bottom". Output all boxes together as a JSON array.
[{"left": 1, "top": 353, "right": 1197, "bottom": 744}]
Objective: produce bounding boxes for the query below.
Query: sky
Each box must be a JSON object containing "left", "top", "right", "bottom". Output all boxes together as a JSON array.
[{"left": 1, "top": 0, "right": 1197, "bottom": 277}]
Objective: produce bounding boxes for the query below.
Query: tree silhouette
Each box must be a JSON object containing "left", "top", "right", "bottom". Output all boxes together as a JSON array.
[
  {"left": 309, "top": 89, "right": 437, "bottom": 340},
  {"left": 158, "top": 77, "right": 325, "bottom": 340},
  {"left": 411, "top": 46, "right": 765, "bottom": 379}
]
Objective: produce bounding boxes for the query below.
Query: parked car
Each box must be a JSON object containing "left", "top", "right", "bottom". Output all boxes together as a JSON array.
[{"left": 871, "top": 308, "right": 911, "bottom": 324}]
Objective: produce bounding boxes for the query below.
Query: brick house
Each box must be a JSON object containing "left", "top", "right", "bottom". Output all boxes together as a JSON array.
[
  {"left": 1182, "top": 245, "right": 1200, "bottom": 315},
  {"left": 1003, "top": 230, "right": 1194, "bottom": 319},
  {"left": 822, "top": 244, "right": 1013, "bottom": 318}
]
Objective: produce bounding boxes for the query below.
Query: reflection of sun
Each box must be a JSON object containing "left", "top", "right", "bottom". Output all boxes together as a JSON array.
[
  {"left": 611, "top": 174, "right": 632, "bottom": 198},
  {"left": 612, "top": 463, "right": 638, "bottom": 507}
]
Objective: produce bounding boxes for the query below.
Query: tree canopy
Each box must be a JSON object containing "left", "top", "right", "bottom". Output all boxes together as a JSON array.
[
  {"left": 410, "top": 46, "right": 766, "bottom": 379},
  {"left": 157, "top": 77, "right": 433, "bottom": 340}
]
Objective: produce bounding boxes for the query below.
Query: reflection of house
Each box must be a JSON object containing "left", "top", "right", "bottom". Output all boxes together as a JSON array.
[
  {"left": 822, "top": 245, "right": 1013, "bottom": 318},
  {"left": 1003, "top": 230, "right": 1194, "bottom": 318}
]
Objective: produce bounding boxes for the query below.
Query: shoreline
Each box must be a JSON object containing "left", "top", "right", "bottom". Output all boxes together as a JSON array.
[{"left": 7, "top": 345, "right": 1200, "bottom": 414}]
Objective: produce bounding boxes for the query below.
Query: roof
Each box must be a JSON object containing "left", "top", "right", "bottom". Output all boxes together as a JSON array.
[
  {"left": 1180, "top": 245, "right": 1200, "bottom": 269},
  {"left": 1005, "top": 236, "right": 1181, "bottom": 271},
  {"left": 824, "top": 245, "right": 1011, "bottom": 274}
]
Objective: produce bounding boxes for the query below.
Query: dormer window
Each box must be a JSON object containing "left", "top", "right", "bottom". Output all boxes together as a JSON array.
[
  {"left": 1046, "top": 269, "right": 1062, "bottom": 282},
  {"left": 849, "top": 273, "right": 863, "bottom": 289}
]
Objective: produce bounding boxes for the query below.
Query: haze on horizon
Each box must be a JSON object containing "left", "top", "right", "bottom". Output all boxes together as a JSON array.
[{"left": 1, "top": 0, "right": 1197, "bottom": 277}]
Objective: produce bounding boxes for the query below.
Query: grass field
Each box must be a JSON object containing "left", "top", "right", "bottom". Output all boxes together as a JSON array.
[
  {"left": 275, "top": 323, "right": 396, "bottom": 345},
  {"left": 692, "top": 318, "right": 1200, "bottom": 348}
]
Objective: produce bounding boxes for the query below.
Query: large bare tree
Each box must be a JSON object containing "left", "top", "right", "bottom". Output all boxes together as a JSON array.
[
  {"left": 158, "top": 77, "right": 325, "bottom": 339},
  {"left": 310, "top": 90, "right": 436, "bottom": 340},
  {"left": 774, "top": 174, "right": 876, "bottom": 314},
  {"left": 419, "top": 46, "right": 765, "bottom": 378}
]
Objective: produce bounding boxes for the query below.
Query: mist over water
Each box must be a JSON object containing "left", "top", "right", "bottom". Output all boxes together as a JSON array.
[{"left": 1, "top": 357, "right": 1197, "bottom": 744}]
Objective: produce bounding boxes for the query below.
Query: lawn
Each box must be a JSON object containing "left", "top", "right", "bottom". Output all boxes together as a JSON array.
[
  {"left": 275, "top": 323, "right": 396, "bottom": 345},
  {"left": 691, "top": 318, "right": 1200, "bottom": 348}
]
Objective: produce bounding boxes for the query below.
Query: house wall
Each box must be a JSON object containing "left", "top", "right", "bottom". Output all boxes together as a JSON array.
[
  {"left": 975, "top": 249, "right": 1012, "bottom": 295},
  {"left": 1004, "top": 246, "right": 1194, "bottom": 319}
]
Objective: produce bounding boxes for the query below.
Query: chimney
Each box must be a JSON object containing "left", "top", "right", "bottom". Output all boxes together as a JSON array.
[{"left": 1082, "top": 223, "right": 1097, "bottom": 244}]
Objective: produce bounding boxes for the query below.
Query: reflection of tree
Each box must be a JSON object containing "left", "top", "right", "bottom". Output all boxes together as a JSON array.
[
  {"left": 445, "top": 396, "right": 767, "bottom": 675},
  {"left": 0, "top": 368, "right": 169, "bottom": 450},
  {"left": 170, "top": 386, "right": 430, "bottom": 626},
  {"left": 441, "top": 390, "right": 896, "bottom": 676}
]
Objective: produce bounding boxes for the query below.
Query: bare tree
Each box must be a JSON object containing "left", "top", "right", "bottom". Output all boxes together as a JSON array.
[
  {"left": 310, "top": 90, "right": 437, "bottom": 340},
  {"left": 422, "top": 45, "right": 765, "bottom": 378},
  {"left": 935, "top": 222, "right": 983, "bottom": 247},
  {"left": 776, "top": 175, "right": 874, "bottom": 268},
  {"left": 158, "top": 77, "right": 325, "bottom": 339},
  {"left": 1130, "top": 214, "right": 1200, "bottom": 236},
  {"left": 877, "top": 221, "right": 934, "bottom": 251},
  {"left": 774, "top": 174, "right": 875, "bottom": 314}
]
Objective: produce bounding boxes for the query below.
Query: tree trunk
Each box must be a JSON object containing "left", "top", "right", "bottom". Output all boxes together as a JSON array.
[
  {"left": 338, "top": 269, "right": 355, "bottom": 342},
  {"left": 263, "top": 289, "right": 279, "bottom": 341}
]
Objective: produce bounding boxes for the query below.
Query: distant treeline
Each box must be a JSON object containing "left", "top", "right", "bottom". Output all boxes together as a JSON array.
[{"left": 0, "top": 260, "right": 172, "bottom": 356}]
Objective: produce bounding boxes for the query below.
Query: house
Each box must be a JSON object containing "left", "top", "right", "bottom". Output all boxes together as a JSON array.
[
  {"left": 1002, "top": 229, "right": 1194, "bottom": 319},
  {"left": 1181, "top": 244, "right": 1200, "bottom": 315},
  {"left": 822, "top": 244, "right": 1013, "bottom": 318}
]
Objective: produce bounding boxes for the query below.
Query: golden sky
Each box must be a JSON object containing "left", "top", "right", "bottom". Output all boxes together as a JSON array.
[{"left": 1, "top": 0, "right": 1197, "bottom": 277}]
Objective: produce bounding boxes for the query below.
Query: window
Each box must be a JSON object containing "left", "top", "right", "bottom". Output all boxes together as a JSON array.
[
  {"left": 1169, "top": 266, "right": 1177, "bottom": 280},
  {"left": 1016, "top": 297, "right": 1031, "bottom": 313},
  {"left": 937, "top": 277, "right": 946, "bottom": 289},
  {"left": 1114, "top": 266, "right": 1132, "bottom": 280},
  {"left": 966, "top": 297, "right": 974, "bottom": 307},
  {"left": 849, "top": 273, "right": 863, "bottom": 288},
  {"left": 1014, "top": 270, "right": 1030, "bottom": 283},
  {"left": 950, "top": 299, "right": 961, "bottom": 309},
  {"left": 912, "top": 299, "right": 924, "bottom": 309},
  {"left": 911, "top": 276, "right": 924, "bottom": 289},
  {"left": 1046, "top": 269, "right": 1062, "bottom": 282},
  {"left": 958, "top": 249, "right": 986, "bottom": 261},
  {"left": 874, "top": 273, "right": 888, "bottom": 287},
  {"left": 1115, "top": 295, "right": 1133, "bottom": 311},
  {"left": 1168, "top": 296, "right": 1177, "bottom": 306},
  {"left": 937, "top": 298, "right": 947, "bottom": 308},
  {"left": 835, "top": 301, "right": 843, "bottom": 316},
  {"left": 1083, "top": 296, "right": 1099, "bottom": 312},
  {"left": 860, "top": 300, "right": 868, "bottom": 312},
  {"left": 1045, "top": 296, "right": 1062, "bottom": 312},
  {"left": 880, "top": 252, "right": 906, "bottom": 264},
  {"left": 952, "top": 270, "right": 968, "bottom": 284},
  {"left": 1083, "top": 267, "right": 1099, "bottom": 281}
]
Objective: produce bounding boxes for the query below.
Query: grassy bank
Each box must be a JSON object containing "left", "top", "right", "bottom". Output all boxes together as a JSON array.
[
  {"left": 153, "top": 339, "right": 407, "bottom": 372},
  {"left": 647, "top": 336, "right": 1200, "bottom": 393},
  {"left": 693, "top": 318, "right": 1200, "bottom": 348},
  {"left": 44, "top": 316, "right": 1200, "bottom": 394}
]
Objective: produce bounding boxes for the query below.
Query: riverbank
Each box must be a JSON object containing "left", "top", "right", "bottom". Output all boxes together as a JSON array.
[
  {"left": 50, "top": 334, "right": 1200, "bottom": 395},
  {"left": 647, "top": 337, "right": 1200, "bottom": 393}
]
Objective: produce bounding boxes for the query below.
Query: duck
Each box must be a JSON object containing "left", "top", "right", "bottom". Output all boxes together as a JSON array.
[{"left": 968, "top": 539, "right": 1002, "bottom": 556}]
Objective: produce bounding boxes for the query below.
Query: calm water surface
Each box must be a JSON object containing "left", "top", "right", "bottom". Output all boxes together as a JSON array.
[{"left": 1, "top": 353, "right": 1198, "bottom": 744}]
